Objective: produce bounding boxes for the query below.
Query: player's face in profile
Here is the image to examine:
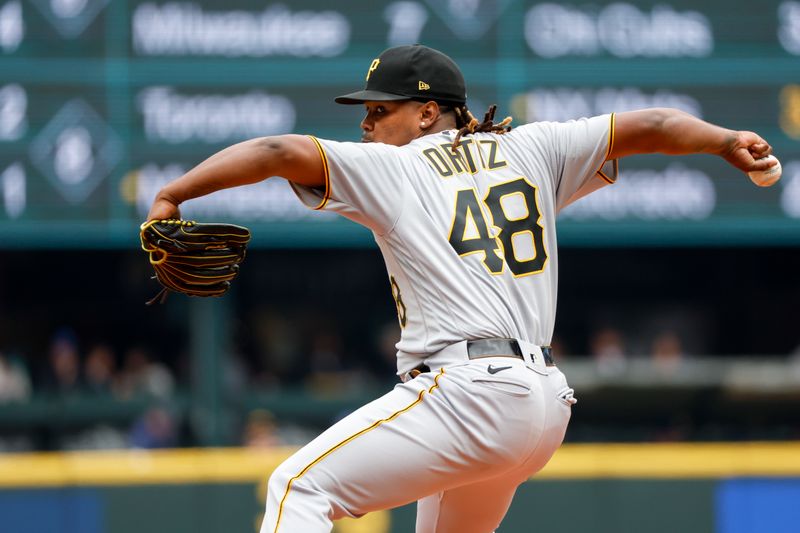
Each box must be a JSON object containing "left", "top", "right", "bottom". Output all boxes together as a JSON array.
[{"left": 360, "top": 101, "right": 424, "bottom": 146}]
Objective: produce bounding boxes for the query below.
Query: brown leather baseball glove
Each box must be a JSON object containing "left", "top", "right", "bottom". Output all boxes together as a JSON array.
[{"left": 140, "top": 219, "right": 251, "bottom": 305}]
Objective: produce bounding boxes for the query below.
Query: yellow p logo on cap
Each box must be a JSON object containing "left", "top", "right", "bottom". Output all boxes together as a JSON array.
[
  {"left": 418, "top": 81, "right": 430, "bottom": 90},
  {"left": 366, "top": 59, "right": 380, "bottom": 81}
]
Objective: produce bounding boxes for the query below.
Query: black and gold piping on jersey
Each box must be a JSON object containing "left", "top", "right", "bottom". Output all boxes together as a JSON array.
[
  {"left": 422, "top": 138, "right": 507, "bottom": 178},
  {"left": 597, "top": 113, "right": 617, "bottom": 185},
  {"left": 272, "top": 368, "right": 447, "bottom": 532},
  {"left": 306, "top": 135, "right": 331, "bottom": 209}
]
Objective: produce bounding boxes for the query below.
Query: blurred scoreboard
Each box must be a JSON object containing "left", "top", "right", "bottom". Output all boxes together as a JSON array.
[{"left": 0, "top": 0, "right": 799, "bottom": 248}]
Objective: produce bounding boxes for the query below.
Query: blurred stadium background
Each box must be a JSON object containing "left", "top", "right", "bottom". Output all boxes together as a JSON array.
[{"left": 1, "top": 0, "right": 799, "bottom": 531}]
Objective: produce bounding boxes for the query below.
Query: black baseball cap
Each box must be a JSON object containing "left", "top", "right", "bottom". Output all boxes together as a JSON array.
[{"left": 335, "top": 45, "right": 466, "bottom": 106}]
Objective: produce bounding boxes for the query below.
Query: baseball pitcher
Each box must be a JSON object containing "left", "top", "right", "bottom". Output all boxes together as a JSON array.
[{"left": 145, "top": 45, "right": 777, "bottom": 532}]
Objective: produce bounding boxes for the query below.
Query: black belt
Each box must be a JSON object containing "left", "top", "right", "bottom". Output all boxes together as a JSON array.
[
  {"left": 467, "top": 338, "right": 554, "bottom": 366},
  {"left": 405, "top": 338, "right": 555, "bottom": 380}
]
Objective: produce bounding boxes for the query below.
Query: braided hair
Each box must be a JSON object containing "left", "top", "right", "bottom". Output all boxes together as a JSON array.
[{"left": 451, "top": 104, "right": 513, "bottom": 152}]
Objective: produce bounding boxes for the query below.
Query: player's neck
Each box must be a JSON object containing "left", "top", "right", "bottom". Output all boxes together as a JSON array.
[{"left": 417, "top": 116, "right": 457, "bottom": 139}]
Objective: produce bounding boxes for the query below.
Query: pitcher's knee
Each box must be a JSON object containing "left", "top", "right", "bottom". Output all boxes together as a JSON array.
[
  {"left": 264, "top": 462, "right": 340, "bottom": 532},
  {"left": 267, "top": 461, "right": 331, "bottom": 514},
  {"left": 266, "top": 462, "right": 296, "bottom": 507}
]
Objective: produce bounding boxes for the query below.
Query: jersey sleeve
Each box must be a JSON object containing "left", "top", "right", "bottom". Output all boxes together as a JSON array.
[
  {"left": 515, "top": 114, "right": 617, "bottom": 213},
  {"left": 289, "top": 136, "right": 407, "bottom": 234}
]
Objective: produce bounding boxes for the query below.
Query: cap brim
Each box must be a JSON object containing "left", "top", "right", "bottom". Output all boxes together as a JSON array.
[{"left": 334, "top": 90, "right": 410, "bottom": 105}]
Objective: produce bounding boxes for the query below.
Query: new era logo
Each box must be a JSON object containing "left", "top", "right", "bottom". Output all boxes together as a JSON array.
[{"left": 418, "top": 81, "right": 430, "bottom": 90}]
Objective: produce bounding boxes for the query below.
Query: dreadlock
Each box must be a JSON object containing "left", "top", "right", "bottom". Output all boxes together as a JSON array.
[{"left": 451, "top": 104, "right": 513, "bottom": 153}]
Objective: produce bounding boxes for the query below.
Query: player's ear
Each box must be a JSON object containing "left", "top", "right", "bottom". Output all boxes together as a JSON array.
[{"left": 418, "top": 101, "right": 440, "bottom": 128}]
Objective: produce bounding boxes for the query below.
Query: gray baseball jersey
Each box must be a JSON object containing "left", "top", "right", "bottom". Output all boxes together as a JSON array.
[
  {"left": 292, "top": 114, "right": 616, "bottom": 374},
  {"left": 264, "top": 114, "right": 616, "bottom": 533}
]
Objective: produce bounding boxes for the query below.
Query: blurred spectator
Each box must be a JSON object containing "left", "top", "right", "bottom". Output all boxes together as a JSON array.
[
  {"left": 306, "top": 330, "right": 346, "bottom": 393},
  {"left": 222, "top": 341, "right": 249, "bottom": 400},
  {"left": 0, "top": 434, "right": 34, "bottom": 453},
  {"left": 117, "top": 347, "right": 174, "bottom": 400},
  {"left": 548, "top": 336, "right": 569, "bottom": 362},
  {"left": 0, "top": 351, "right": 31, "bottom": 403},
  {"left": 59, "top": 425, "right": 128, "bottom": 451},
  {"left": 83, "top": 342, "right": 117, "bottom": 396},
  {"left": 129, "top": 407, "right": 177, "bottom": 449},
  {"left": 589, "top": 326, "right": 627, "bottom": 376},
  {"left": 252, "top": 309, "right": 301, "bottom": 385},
  {"left": 242, "top": 409, "right": 281, "bottom": 448},
  {"left": 306, "top": 329, "right": 372, "bottom": 394},
  {"left": 789, "top": 344, "right": 800, "bottom": 383},
  {"left": 44, "top": 328, "right": 82, "bottom": 394},
  {"left": 650, "top": 330, "right": 686, "bottom": 376}
]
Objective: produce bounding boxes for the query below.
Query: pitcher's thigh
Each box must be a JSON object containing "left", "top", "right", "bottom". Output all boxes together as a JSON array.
[
  {"left": 265, "top": 371, "right": 477, "bottom": 528},
  {"left": 415, "top": 474, "right": 520, "bottom": 533}
]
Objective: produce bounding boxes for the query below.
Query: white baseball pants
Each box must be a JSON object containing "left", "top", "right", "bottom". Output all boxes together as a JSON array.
[{"left": 260, "top": 357, "right": 574, "bottom": 533}]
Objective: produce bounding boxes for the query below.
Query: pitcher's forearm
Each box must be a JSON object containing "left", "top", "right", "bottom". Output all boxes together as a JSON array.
[
  {"left": 157, "top": 138, "right": 279, "bottom": 204},
  {"left": 611, "top": 108, "right": 735, "bottom": 159},
  {"left": 156, "top": 134, "right": 326, "bottom": 206},
  {"left": 654, "top": 109, "right": 737, "bottom": 156},
  {"left": 609, "top": 108, "right": 772, "bottom": 173}
]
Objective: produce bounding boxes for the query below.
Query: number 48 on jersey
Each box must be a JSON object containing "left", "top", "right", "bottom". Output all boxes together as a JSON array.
[{"left": 448, "top": 177, "right": 548, "bottom": 277}]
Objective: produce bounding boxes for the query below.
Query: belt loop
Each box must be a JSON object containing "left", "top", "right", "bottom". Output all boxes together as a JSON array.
[
  {"left": 421, "top": 340, "right": 469, "bottom": 370},
  {"left": 518, "top": 340, "right": 545, "bottom": 367}
]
